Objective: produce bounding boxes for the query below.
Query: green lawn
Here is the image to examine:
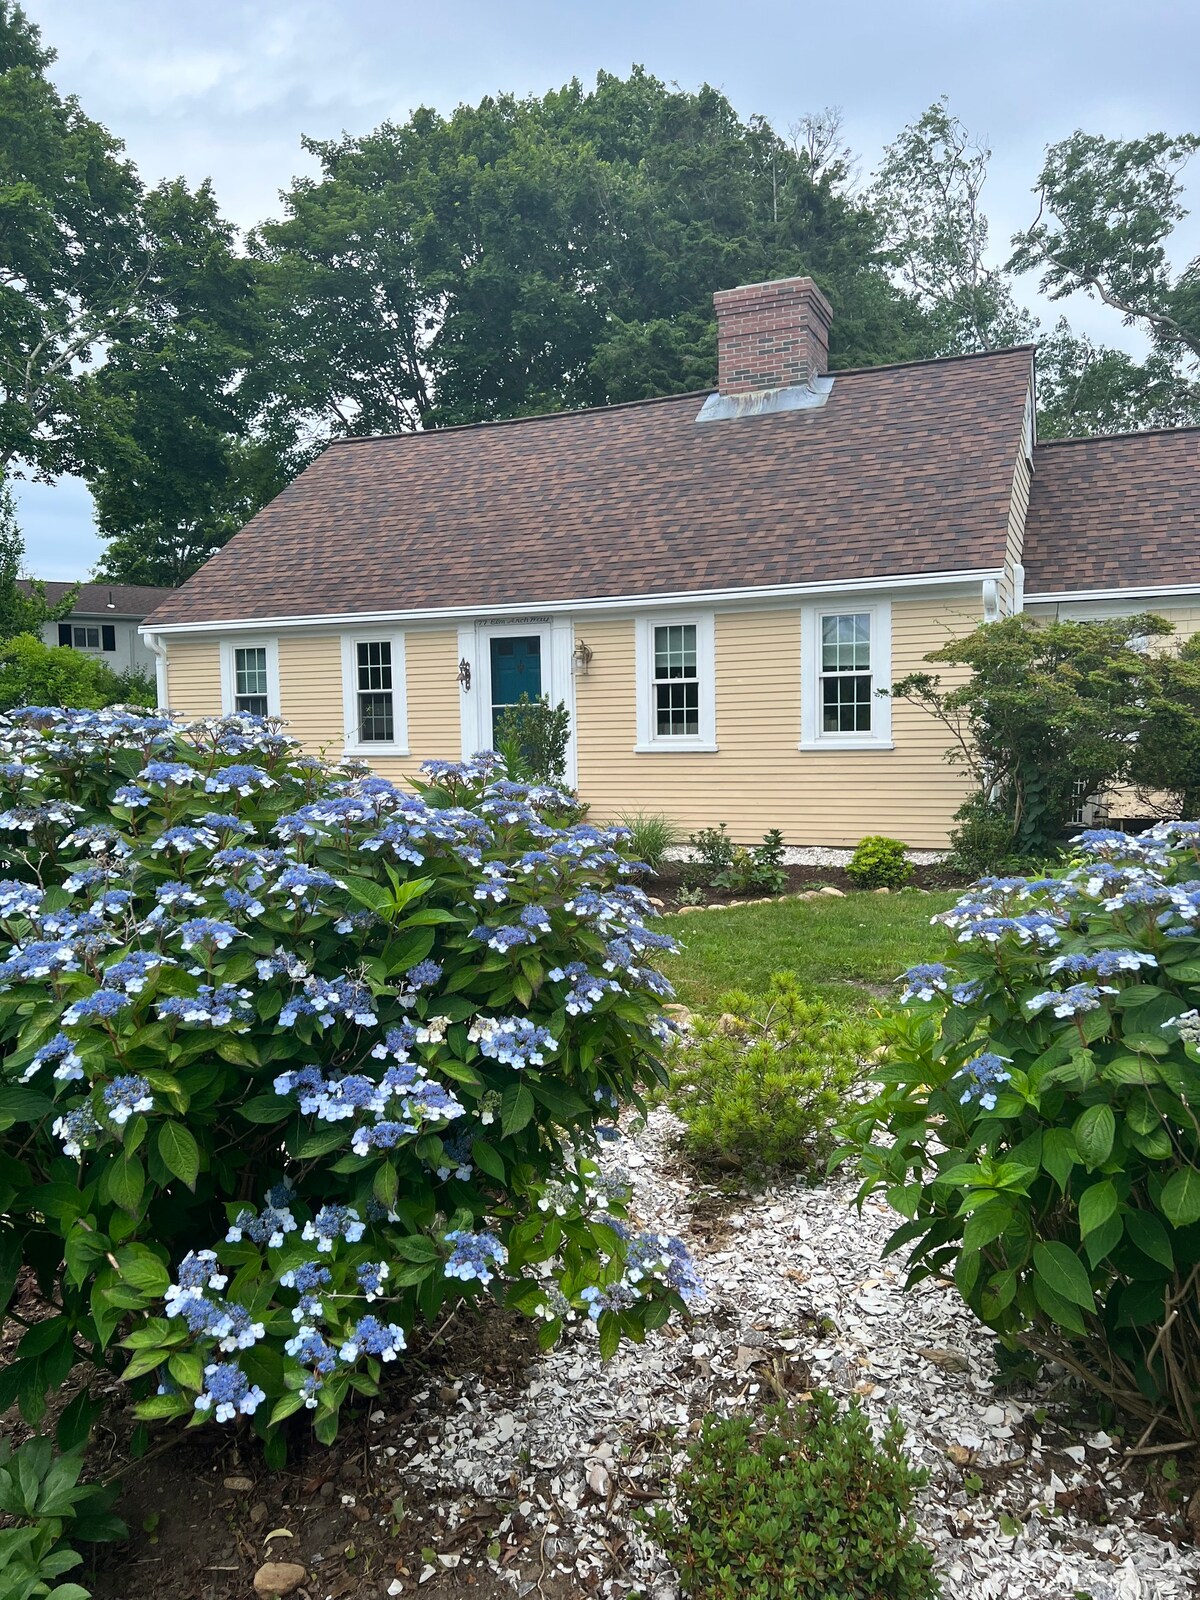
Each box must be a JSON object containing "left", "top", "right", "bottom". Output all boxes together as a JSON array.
[{"left": 659, "top": 889, "right": 960, "bottom": 1014}]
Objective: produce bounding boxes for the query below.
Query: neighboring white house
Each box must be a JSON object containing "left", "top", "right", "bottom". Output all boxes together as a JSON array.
[{"left": 24, "top": 582, "right": 175, "bottom": 677}]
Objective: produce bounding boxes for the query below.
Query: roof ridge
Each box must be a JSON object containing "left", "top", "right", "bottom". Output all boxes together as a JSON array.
[
  {"left": 826, "top": 344, "right": 1036, "bottom": 379},
  {"left": 325, "top": 387, "right": 714, "bottom": 446},
  {"left": 323, "top": 344, "right": 1036, "bottom": 450},
  {"left": 1035, "top": 423, "right": 1200, "bottom": 448}
]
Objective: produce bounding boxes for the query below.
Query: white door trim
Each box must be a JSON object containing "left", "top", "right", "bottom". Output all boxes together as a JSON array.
[{"left": 457, "top": 618, "right": 577, "bottom": 786}]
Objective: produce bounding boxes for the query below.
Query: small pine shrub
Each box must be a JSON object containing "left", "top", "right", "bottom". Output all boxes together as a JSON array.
[
  {"left": 847, "top": 835, "right": 912, "bottom": 890},
  {"left": 616, "top": 811, "right": 681, "bottom": 874},
  {"left": 668, "top": 975, "right": 875, "bottom": 1171},
  {"left": 647, "top": 1394, "right": 937, "bottom": 1600}
]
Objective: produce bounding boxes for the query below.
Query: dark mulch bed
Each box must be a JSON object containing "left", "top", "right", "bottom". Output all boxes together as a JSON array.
[
  {"left": 79, "top": 1308, "right": 568, "bottom": 1600},
  {"left": 648, "top": 860, "right": 968, "bottom": 911}
]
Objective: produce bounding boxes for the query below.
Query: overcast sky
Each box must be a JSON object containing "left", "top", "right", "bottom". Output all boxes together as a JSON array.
[{"left": 16, "top": 0, "right": 1200, "bottom": 581}]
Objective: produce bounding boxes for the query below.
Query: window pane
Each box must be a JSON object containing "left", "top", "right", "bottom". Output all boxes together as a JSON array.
[
  {"left": 356, "top": 640, "right": 392, "bottom": 692},
  {"left": 655, "top": 680, "right": 699, "bottom": 737},
  {"left": 73, "top": 626, "right": 102, "bottom": 649},
  {"left": 822, "top": 674, "right": 873, "bottom": 733},
  {"left": 821, "top": 614, "right": 871, "bottom": 673},
  {"left": 235, "top": 694, "right": 269, "bottom": 716},
  {"left": 358, "top": 692, "right": 395, "bottom": 742},
  {"left": 654, "top": 624, "right": 697, "bottom": 680},
  {"left": 235, "top": 647, "right": 268, "bottom": 697}
]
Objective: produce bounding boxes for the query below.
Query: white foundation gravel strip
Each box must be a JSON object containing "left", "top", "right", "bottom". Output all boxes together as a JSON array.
[
  {"left": 374, "top": 1108, "right": 1199, "bottom": 1598},
  {"left": 665, "top": 844, "right": 947, "bottom": 866}
]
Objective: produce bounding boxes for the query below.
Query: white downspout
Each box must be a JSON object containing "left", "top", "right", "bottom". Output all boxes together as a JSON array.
[
  {"left": 982, "top": 578, "right": 1000, "bottom": 623},
  {"left": 144, "top": 631, "right": 169, "bottom": 710}
]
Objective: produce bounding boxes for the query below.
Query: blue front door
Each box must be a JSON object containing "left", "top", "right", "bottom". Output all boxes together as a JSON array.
[{"left": 490, "top": 635, "right": 542, "bottom": 744}]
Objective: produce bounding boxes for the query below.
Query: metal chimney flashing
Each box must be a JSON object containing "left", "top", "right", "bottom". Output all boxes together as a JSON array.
[{"left": 696, "top": 375, "right": 834, "bottom": 423}]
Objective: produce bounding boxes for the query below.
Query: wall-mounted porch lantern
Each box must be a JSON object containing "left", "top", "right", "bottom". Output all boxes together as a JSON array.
[
  {"left": 457, "top": 658, "right": 472, "bottom": 691},
  {"left": 571, "top": 639, "right": 593, "bottom": 676}
]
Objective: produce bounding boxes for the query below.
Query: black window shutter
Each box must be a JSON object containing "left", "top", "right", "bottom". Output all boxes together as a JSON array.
[
  {"left": 58, "top": 623, "right": 72, "bottom": 646},
  {"left": 101, "top": 625, "right": 116, "bottom": 652}
]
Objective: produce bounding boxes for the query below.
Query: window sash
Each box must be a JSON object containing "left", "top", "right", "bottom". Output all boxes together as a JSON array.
[
  {"left": 355, "top": 640, "right": 395, "bottom": 741},
  {"left": 818, "top": 613, "right": 873, "bottom": 735},
  {"left": 234, "top": 647, "right": 269, "bottom": 714},
  {"left": 73, "top": 625, "right": 101, "bottom": 649},
  {"left": 652, "top": 624, "right": 700, "bottom": 737}
]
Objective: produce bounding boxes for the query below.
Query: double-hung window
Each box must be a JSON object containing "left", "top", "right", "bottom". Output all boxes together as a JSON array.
[
  {"left": 354, "top": 641, "right": 395, "bottom": 742},
  {"left": 635, "top": 614, "right": 716, "bottom": 751},
  {"left": 800, "top": 603, "right": 892, "bottom": 749},
  {"left": 341, "top": 632, "right": 408, "bottom": 755},
  {"left": 820, "top": 613, "right": 872, "bottom": 733},
  {"left": 654, "top": 624, "right": 699, "bottom": 737},
  {"left": 234, "top": 646, "right": 270, "bottom": 716},
  {"left": 220, "top": 638, "right": 279, "bottom": 718}
]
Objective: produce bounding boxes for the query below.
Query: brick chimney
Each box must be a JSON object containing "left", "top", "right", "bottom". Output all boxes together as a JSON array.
[{"left": 714, "top": 275, "right": 833, "bottom": 396}]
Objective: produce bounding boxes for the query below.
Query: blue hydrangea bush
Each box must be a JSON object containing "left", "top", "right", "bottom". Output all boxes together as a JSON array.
[
  {"left": 845, "top": 825, "right": 1200, "bottom": 1443},
  {"left": 0, "top": 708, "right": 697, "bottom": 1457}
]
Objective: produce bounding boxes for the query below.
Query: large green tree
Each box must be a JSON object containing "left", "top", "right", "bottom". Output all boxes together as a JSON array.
[
  {"left": 80, "top": 179, "right": 291, "bottom": 586},
  {"left": 249, "top": 70, "right": 923, "bottom": 451},
  {"left": 870, "top": 97, "right": 1036, "bottom": 355},
  {"left": 0, "top": 1, "right": 143, "bottom": 480},
  {"left": 1010, "top": 129, "right": 1200, "bottom": 436}
]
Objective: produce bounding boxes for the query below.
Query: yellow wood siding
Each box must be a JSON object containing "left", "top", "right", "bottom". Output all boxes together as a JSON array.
[
  {"left": 163, "top": 601, "right": 979, "bottom": 847},
  {"left": 1003, "top": 441, "right": 1032, "bottom": 613},
  {"left": 163, "top": 638, "right": 221, "bottom": 718},
  {"left": 575, "top": 597, "right": 980, "bottom": 848},
  {"left": 162, "top": 630, "right": 462, "bottom": 783}
]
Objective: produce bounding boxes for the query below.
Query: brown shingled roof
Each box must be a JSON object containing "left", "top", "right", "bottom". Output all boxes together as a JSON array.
[
  {"left": 146, "top": 346, "right": 1035, "bottom": 628},
  {"left": 22, "top": 580, "right": 176, "bottom": 617},
  {"left": 1025, "top": 429, "right": 1200, "bottom": 594}
]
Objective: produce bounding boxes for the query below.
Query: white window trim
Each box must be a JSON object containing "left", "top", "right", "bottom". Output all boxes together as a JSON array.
[
  {"left": 219, "top": 637, "right": 281, "bottom": 718},
  {"left": 634, "top": 613, "right": 717, "bottom": 753},
  {"left": 800, "top": 602, "right": 893, "bottom": 750},
  {"left": 340, "top": 630, "right": 409, "bottom": 757}
]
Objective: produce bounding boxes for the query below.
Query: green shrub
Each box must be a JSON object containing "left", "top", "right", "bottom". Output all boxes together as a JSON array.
[
  {"left": 846, "top": 836, "right": 912, "bottom": 890},
  {"left": 683, "top": 822, "right": 735, "bottom": 889},
  {"left": 616, "top": 811, "right": 681, "bottom": 875},
  {"left": 668, "top": 975, "right": 875, "bottom": 1171},
  {"left": 646, "top": 1393, "right": 937, "bottom": 1600},
  {"left": 0, "top": 1432, "right": 125, "bottom": 1600},
  {"left": 685, "top": 826, "right": 787, "bottom": 896},
  {"left": 0, "top": 633, "right": 154, "bottom": 713},
  {"left": 843, "top": 823, "right": 1200, "bottom": 1443},
  {"left": 0, "top": 709, "right": 694, "bottom": 1464},
  {"left": 947, "top": 793, "right": 1018, "bottom": 878},
  {"left": 713, "top": 830, "right": 788, "bottom": 896},
  {"left": 493, "top": 692, "right": 570, "bottom": 783}
]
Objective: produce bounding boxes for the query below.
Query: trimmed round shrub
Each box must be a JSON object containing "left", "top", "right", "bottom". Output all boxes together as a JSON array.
[
  {"left": 845, "top": 824, "right": 1200, "bottom": 1443},
  {"left": 846, "top": 835, "right": 912, "bottom": 890},
  {"left": 647, "top": 1393, "right": 936, "bottom": 1600},
  {"left": 0, "top": 708, "right": 697, "bottom": 1455}
]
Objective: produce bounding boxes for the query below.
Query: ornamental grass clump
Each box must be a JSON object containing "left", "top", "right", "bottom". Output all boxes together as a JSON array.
[
  {"left": 647, "top": 1393, "right": 937, "bottom": 1600},
  {"left": 844, "top": 824, "right": 1200, "bottom": 1445},
  {"left": 669, "top": 975, "right": 876, "bottom": 1172},
  {"left": 0, "top": 707, "right": 698, "bottom": 1460}
]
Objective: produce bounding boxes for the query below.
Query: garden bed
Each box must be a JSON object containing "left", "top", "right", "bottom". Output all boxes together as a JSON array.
[
  {"left": 647, "top": 859, "right": 968, "bottom": 911},
  {"left": 82, "top": 1108, "right": 1200, "bottom": 1598}
]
